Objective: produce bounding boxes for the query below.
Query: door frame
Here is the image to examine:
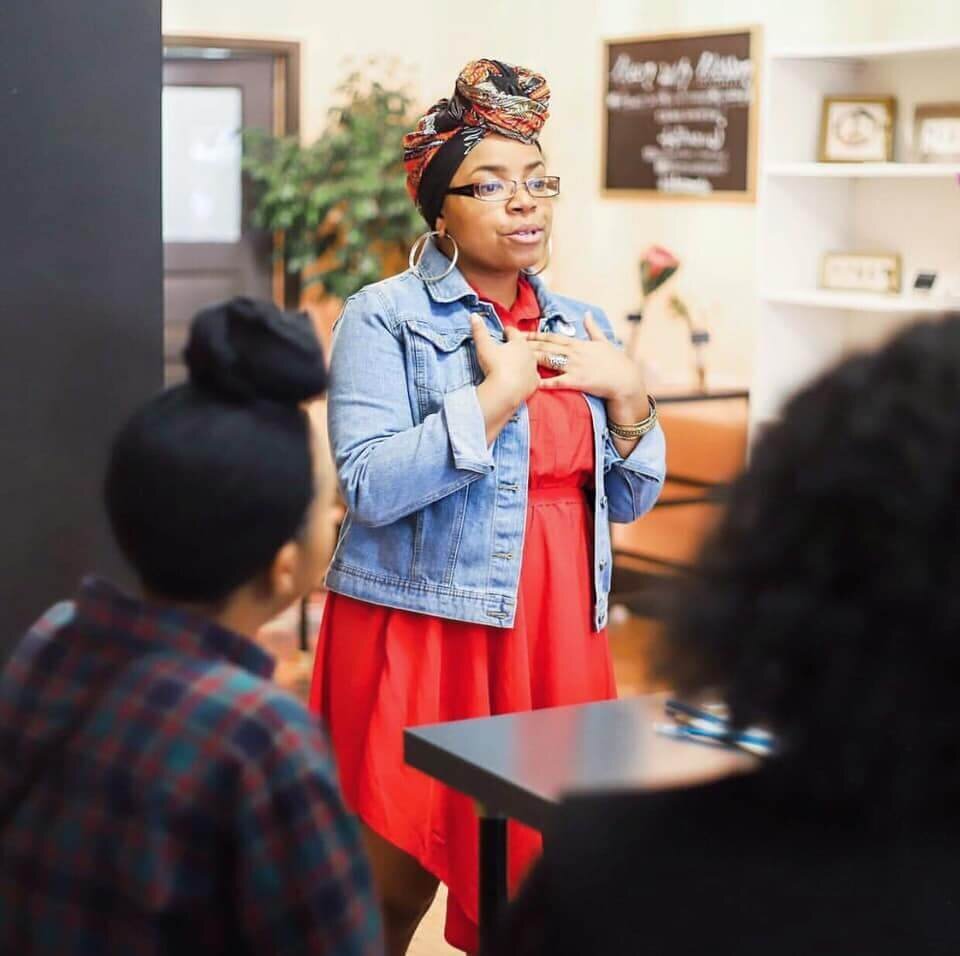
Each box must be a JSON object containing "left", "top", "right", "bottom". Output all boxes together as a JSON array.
[{"left": 162, "top": 34, "right": 301, "bottom": 305}]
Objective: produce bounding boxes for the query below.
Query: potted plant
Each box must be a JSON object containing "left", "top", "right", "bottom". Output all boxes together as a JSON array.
[
  {"left": 243, "top": 65, "right": 424, "bottom": 625},
  {"left": 242, "top": 61, "right": 423, "bottom": 338}
]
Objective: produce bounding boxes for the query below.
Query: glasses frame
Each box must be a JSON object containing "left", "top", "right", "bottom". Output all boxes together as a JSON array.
[{"left": 445, "top": 175, "right": 561, "bottom": 202}]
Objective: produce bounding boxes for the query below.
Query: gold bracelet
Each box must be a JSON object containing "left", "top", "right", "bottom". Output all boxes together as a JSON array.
[{"left": 608, "top": 396, "right": 658, "bottom": 441}]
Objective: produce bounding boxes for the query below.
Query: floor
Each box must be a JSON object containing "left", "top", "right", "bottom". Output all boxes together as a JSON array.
[{"left": 258, "top": 595, "right": 664, "bottom": 956}]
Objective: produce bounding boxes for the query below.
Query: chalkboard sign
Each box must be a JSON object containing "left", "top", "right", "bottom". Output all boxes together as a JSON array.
[{"left": 603, "top": 26, "right": 761, "bottom": 201}]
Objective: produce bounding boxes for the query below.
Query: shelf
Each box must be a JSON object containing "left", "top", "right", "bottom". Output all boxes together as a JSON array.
[
  {"left": 772, "top": 39, "right": 960, "bottom": 63},
  {"left": 765, "top": 162, "right": 960, "bottom": 179},
  {"left": 754, "top": 38, "right": 960, "bottom": 442},
  {"left": 761, "top": 289, "right": 953, "bottom": 314}
]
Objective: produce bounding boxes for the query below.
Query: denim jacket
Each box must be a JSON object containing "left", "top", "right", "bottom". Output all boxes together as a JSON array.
[{"left": 325, "top": 241, "right": 666, "bottom": 631}]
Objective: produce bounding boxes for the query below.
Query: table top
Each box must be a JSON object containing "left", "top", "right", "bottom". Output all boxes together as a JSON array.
[
  {"left": 404, "top": 694, "right": 754, "bottom": 832},
  {"left": 656, "top": 387, "right": 749, "bottom": 404}
]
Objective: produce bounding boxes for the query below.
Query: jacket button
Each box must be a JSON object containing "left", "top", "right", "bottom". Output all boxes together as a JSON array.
[
  {"left": 599, "top": 558, "right": 607, "bottom": 570},
  {"left": 600, "top": 495, "right": 608, "bottom": 509}
]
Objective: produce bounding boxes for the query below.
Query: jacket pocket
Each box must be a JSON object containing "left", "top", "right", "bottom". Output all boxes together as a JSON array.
[{"left": 405, "top": 320, "right": 477, "bottom": 395}]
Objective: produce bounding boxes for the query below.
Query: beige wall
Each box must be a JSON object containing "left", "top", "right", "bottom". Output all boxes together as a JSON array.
[
  {"left": 163, "top": 0, "right": 960, "bottom": 388},
  {"left": 162, "top": 0, "right": 555, "bottom": 140}
]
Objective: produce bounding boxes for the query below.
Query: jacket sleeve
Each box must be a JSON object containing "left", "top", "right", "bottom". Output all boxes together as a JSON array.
[
  {"left": 327, "top": 287, "right": 494, "bottom": 528},
  {"left": 591, "top": 308, "right": 666, "bottom": 524}
]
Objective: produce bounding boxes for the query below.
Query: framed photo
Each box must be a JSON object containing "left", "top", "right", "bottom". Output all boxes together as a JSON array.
[
  {"left": 818, "top": 95, "right": 896, "bottom": 163},
  {"left": 911, "top": 269, "right": 938, "bottom": 294},
  {"left": 914, "top": 103, "right": 960, "bottom": 162},
  {"left": 820, "top": 252, "right": 901, "bottom": 294}
]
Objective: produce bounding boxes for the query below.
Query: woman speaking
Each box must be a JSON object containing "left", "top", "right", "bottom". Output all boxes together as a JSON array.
[{"left": 310, "top": 58, "right": 665, "bottom": 954}]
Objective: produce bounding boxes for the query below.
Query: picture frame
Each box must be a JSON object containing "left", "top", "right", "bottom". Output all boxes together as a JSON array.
[
  {"left": 601, "top": 25, "right": 762, "bottom": 201},
  {"left": 911, "top": 269, "right": 938, "bottom": 294},
  {"left": 913, "top": 102, "right": 960, "bottom": 162},
  {"left": 818, "top": 95, "right": 896, "bottom": 163},
  {"left": 820, "top": 252, "right": 901, "bottom": 294}
]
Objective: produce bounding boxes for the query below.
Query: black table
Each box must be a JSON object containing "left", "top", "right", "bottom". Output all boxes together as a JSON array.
[{"left": 404, "top": 694, "right": 752, "bottom": 946}]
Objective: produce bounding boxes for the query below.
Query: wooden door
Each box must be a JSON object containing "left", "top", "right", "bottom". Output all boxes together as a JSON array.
[{"left": 162, "top": 54, "right": 275, "bottom": 383}]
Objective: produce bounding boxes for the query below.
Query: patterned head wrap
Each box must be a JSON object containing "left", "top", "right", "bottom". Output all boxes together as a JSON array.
[{"left": 403, "top": 59, "right": 550, "bottom": 228}]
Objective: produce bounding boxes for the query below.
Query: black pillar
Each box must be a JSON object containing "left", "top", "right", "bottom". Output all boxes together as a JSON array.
[{"left": 0, "top": 0, "right": 163, "bottom": 659}]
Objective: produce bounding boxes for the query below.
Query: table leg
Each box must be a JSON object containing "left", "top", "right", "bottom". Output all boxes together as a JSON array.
[
  {"left": 478, "top": 812, "right": 508, "bottom": 949},
  {"left": 298, "top": 597, "right": 309, "bottom": 653}
]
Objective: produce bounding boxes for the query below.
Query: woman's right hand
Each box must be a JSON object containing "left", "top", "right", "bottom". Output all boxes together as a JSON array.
[{"left": 471, "top": 315, "right": 539, "bottom": 444}]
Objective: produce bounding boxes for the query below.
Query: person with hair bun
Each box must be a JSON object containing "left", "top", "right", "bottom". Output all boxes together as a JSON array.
[
  {"left": 310, "top": 59, "right": 665, "bottom": 954},
  {"left": 0, "top": 298, "right": 383, "bottom": 956}
]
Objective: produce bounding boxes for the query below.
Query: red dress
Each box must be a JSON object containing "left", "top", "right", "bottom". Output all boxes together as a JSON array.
[{"left": 310, "top": 278, "right": 616, "bottom": 953}]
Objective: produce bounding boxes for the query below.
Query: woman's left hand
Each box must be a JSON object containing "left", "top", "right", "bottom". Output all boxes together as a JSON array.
[{"left": 527, "top": 313, "right": 648, "bottom": 414}]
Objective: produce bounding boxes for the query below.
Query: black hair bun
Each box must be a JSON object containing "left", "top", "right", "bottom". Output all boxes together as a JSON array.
[{"left": 184, "top": 297, "right": 327, "bottom": 404}]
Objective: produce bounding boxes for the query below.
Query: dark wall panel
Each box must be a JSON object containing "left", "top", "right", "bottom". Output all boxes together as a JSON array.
[{"left": 0, "top": 0, "right": 163, "bottom": 658}]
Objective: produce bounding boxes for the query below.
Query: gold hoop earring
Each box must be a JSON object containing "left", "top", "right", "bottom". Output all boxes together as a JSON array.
[{"left": 409, "top": 231, "right": 459, "bottom": 282}]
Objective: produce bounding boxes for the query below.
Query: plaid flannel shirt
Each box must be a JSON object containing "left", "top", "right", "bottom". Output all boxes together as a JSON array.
[{"left": 0, "top": 577, "right": 383, "bottom": 955}]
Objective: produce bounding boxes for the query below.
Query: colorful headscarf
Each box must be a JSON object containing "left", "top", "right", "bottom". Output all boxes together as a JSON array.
[{"left": 403, "top": 59, "right": 551, "bottom": 228}]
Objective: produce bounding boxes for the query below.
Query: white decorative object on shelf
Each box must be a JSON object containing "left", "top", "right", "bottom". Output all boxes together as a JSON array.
[
  {"left": 820, "top": 252, "right": 901, "bottom": 294},
  {"left": 751, "top": 38, "right": 960, "bottom": 439},
  {"left": 914, "top": 102, "right": 960, "bottom": 162},
  {"left": 819, "top": 95, "right": 896, "bottom": 162}
]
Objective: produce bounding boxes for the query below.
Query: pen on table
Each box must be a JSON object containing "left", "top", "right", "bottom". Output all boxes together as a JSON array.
[
  {"left": 664, "top": 698, "right": 729, "bottom": 727},
  {"left": 655, "top": 720, "right": 776, "bottom": 757}
]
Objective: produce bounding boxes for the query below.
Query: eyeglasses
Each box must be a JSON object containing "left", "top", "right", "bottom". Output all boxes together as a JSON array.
[{"left": 445, "top": 176, "right": 561, "bottom": 202}]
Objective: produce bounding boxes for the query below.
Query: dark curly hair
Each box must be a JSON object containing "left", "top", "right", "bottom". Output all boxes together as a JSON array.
[{"left": 662, "top": 315, "right": 960, "bottom": 815}]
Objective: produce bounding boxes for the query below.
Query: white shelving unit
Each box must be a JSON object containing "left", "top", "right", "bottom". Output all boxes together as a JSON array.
[
  {"left": 761, "top": 289, "right": 949, "bottom": 313},
  {"left": 752, "top": 40, "right": 960, "bottom": 436},
  {"left": 766, "top": 162, "right": 960, "bottom": 178}
]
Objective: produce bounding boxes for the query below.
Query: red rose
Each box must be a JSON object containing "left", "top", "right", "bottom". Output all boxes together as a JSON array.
[{"left": 640, "top": 245, "right": 679, "bottom": 298}]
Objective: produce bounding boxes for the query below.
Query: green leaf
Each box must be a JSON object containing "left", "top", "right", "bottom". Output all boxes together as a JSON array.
[{"left": 240, "top": 59, "right": 422, "bottom": 299}]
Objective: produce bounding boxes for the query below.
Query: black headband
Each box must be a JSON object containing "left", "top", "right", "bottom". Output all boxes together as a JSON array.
[
  {"left": 417, "top": 128, "right": 479, "bottom": 230},
  {"left": 417, "top": 130, "right": 543, "bottom": 231}
]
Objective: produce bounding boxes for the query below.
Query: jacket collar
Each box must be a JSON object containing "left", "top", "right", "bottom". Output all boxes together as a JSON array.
[
  {"left": 74, "top": 576, "right": 275, "bottom": 679},
  {"left": 416, "top": 238, "right": 564, "bottom": 321}
]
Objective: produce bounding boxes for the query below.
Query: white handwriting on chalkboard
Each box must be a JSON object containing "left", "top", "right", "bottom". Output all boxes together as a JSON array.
[
  {"left": 695, "top": 51, "right": 753, "bottom": 89},
  {"left": 642, "top": 147, "right": 730, "bottom": 177},
  {"left": 657, "top": 175, "right": 713, "bottom": 194},
  {"left": 655, "top": 107, "right": 726, "bottom": 124},
  {"left": 609, "top": 54, "right": 659, "bottom": 89},
  {"left": 657, "top": 58, "right": 694, "bottom": 90},
  {"left": 610, "top": 54, "right": 694, "bottom": 91},
  {"left": 657, "top": 119, "right": 727, "bottom": 151},
  {"left": 607, "top": 88, "right": 751, "bottom": 111},
  {"left": 610, "top": 50, "right": 753, "bottom": 93}
]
